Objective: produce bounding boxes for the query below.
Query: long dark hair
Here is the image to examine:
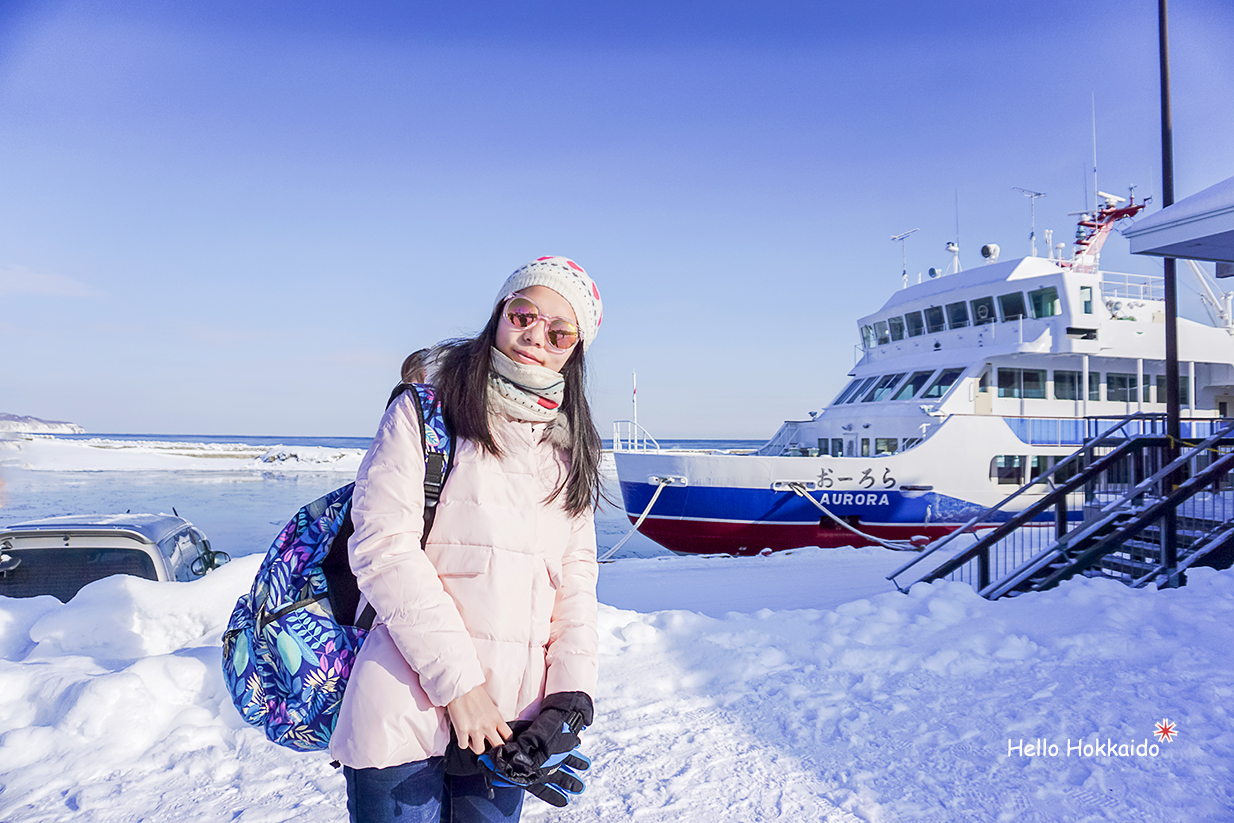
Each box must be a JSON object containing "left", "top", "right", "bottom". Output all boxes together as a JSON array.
[{"left": 434, "top": 302, "right": 604, "bottom": 518}]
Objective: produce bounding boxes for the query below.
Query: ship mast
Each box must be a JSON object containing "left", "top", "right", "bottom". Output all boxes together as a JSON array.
[{"left": 1063, "top": 191, "right": 1147, "bottom": 274}]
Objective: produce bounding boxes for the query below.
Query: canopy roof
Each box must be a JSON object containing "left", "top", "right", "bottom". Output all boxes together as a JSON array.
[{"left": 1124, "top": 175, "right": 1234, "bottom": 264}]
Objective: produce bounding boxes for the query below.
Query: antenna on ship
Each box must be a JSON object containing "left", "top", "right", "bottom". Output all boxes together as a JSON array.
[
  {"left": 1013, "top": 187, "right": 1046, "bottom": 256},
  {"left": 892, "top": 228, "right": 919, "bottom": 289}
]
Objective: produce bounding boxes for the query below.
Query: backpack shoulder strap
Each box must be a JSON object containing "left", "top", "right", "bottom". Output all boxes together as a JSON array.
[{"left": 351, "top": 383, "right": 455, "bottom": 630}]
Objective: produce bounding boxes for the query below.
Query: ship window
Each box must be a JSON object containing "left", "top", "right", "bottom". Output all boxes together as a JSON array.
[
  {"left": 1080, "top": 286, "right": 1094, "bottom": 314},
  {"left": 892, "top": 370, "right": 935, "bottom": 400},
  {"left": 861, "top": 438, "right": 870, "bottom": 457},
  {"left": 874, "top": 320, "right": 891, "bottom": 346},
  {"left": 888, "top": 316, "right": 906, "bottom": 341},
  {"left": 998, "top": 292, "right": 1027, "bottom": 321},
  {"left": 970, "top": 296, "right": 997, "bottom": 326},
  {"left": 863, "top": 372, "right": 906, "bottom": 402},
  {"left": 921, "top": 368, "right": 964, "bottom": 399},
  {"left": 861, "top": 325, "right": 877, "bottom": 349},
  {"left": 1054, "top": 370, "right": 1081, "bottom": 400},
  {"left": 905, "top": 311, "right": 925, "bottom": 337},
  {"left": 830, "top": 438, "right": 843, "bottom": 457},
  {"left": 1028, "top": 286, "right": 1061, "bottom": 318},
  {"left": 924, "top": 306, "right": 946, "bottom": 334},
  {"left": 844, "top": 376, "right": 879, "bottom": 404},
  {"left": 1030, "top": 455, "right": 1050, "bottom": 481},
  {"left": 1156, "top": 375, "right": 1190, "bottom": 405},
  {"left": 875, "top": 438, "right": 898, "bottom": 455},
  {"left": 832, "top": 378, "right": 865, "bottom": 406},
  {"left": 998, "top": 368, "right": 1046, "bottom": 399},
  {"left": 902, "top": 436, "right": 922, "bottom": 450},
  {"left": 1107, "top": 373, "right": 1138, "bottom": 402},
  {"left": 992, "top": 455, "right": 1025, "bottom": 485},
  {"left": 946, "top": 301, "right": 969, "bottom": 329},
  {"left": 1089, "top": 372, "right": 1101, "bottom": 401}
]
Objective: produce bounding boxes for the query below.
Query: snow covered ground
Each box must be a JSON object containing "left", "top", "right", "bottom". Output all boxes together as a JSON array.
[{"left": 1, "top": 436, "right": 1232, "bottom": 822}]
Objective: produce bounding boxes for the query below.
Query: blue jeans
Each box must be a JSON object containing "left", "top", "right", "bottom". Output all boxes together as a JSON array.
[{"left": 344, "top": 757, "right": 524, "bottom": 823}]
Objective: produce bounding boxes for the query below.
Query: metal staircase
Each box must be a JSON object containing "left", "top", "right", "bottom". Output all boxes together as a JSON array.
[{"left": 889, "top": 414, "right": 1234, "bottom": 599}]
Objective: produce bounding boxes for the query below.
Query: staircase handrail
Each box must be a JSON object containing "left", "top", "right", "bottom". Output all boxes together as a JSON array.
[
  {"left": 981, "top": 419, "right": 1234, "bottom": 598},
  {"left": 1016, "top": 432, "right": 1234, "bottom": 595},
  {"left": 887, "top": 412, "right": 1164, "bottom": 587}
]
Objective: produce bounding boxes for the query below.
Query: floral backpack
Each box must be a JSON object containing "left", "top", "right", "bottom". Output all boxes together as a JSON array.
[{"left": 221, "top": 383, "right": 453, "bottom": 752}]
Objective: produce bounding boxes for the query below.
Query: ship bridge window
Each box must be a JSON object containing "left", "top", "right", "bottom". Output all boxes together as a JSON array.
[
  {"left": 861, "top": 325, "right": 876, "bottom": 349},
  {"left": 832, "top": 378, "right": 865, "bottom": 406},
  {"left": 874, "top": 320, "right": 891, "bottom": 345},
  {"left": 946, "top": 301, "right": 970, "bottom": 329},
  {"left": 924, "top": 306, "right": 946, "bottom": 334},
  {"left": 1028, "top": 286, "right": 1061, "bottom": 318},
  {"left": 905, "top": 311, "right": 925, "bottom": 337},
  {"left": 1081, "top": 286, "right": 1094, "bottom": 314},
  {"left": 892, "top": 370, "right": 935, "bottom": 400},
  {"left": 863, "top": 372, "right": 906, "bottom": 402},
  {"left": 970, "top": 296, "right": 997, "bottom": 326},
  {"left": 1107, "top": 373, "right": 1138, "bottom": 402},
  {"left": 844, "top": 376, "right": 879, "bottom": 404},
  {"left": 998, "top": 292, "right": 1027, "bottom": 321},
  {"left": 921, "top": 367, "right": 965, "bottom": 399},
  {"left": 997, "top": 368, "right": 1046, "bottom": 399},
  {"left": 888, "top": 316, "right": 906, "bottom": 341}
]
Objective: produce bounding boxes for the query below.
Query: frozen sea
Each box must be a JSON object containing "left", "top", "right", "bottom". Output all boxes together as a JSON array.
[{"left": 1, "top": 433, "right": 1232, "bottom": 822}]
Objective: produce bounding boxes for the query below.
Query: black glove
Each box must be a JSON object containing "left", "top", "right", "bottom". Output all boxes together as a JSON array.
[
  {"left": 482, "top": 748, "right": 591, "bottom": 807},
  {"left": 489, "top": 691, "right": 593, "bottom": 783},
  {"left": 477, "top": 692, "right": 594, "bottom": 806}
]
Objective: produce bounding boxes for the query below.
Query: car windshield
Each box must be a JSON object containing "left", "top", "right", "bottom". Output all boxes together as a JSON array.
[{"left": 0, "top": 547, "right": 158, "bottom": 602}]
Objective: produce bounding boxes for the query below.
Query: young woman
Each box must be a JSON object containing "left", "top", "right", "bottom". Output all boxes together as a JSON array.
[{"left": 330, "top": 257, "right": 604, "bottom": 823}]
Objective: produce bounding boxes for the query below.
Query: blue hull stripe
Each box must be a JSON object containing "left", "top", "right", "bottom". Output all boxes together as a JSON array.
[{"left": 618, "top": 481, "right": 1057, "bottom": 526}]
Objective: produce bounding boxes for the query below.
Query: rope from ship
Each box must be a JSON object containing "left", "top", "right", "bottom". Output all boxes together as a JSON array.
[
  {"left": 599, "top": 478, "right": 671, "bottom": 562},
  {"left": 784, "top": 482, "right": 917, "bottom": 552}
]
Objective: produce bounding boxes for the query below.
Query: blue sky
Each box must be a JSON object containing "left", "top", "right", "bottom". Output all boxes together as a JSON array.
[{"left": 3, "top": 1, "right": 1233, "bottom": 438}]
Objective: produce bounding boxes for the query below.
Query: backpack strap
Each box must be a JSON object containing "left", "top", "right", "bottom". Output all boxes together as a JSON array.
[{"left": 352, "top": 382, "right": 455, "bottom": 630}]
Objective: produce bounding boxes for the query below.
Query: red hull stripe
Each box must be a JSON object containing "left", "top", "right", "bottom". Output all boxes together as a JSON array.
[{"left": 628, "top": 516, "right": 960, "bottom": 555}]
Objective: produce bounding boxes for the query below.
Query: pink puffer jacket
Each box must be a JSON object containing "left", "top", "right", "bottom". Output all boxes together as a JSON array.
[{"left": 328, "top": 392, "right": 599, "bottom": 769}]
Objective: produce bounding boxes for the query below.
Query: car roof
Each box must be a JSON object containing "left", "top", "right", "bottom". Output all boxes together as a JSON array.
[{"left": 0, "top": 513, "right": 193, "bottom": 545}]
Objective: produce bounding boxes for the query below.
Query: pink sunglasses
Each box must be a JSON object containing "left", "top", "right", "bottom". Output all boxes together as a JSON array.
[{"left": 502, "top": 294, "right": 581, "bottom": 353}]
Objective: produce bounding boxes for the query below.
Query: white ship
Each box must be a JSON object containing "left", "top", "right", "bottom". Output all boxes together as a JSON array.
[{"left": 613, "top": 193, "right": 1234, "bottom": 554}]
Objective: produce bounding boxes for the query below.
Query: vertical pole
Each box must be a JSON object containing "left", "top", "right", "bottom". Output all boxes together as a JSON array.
[
  {"left": 632, "top": 370, "right": 638, "bottom": 448},
  {"left": 1159, "top": 0, "right": 1181, "bottom": 585}
]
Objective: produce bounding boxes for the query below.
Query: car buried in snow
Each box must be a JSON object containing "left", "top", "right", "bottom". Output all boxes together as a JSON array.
[{"left": 0, "top": 513, "right": 230, "bottom": 602}]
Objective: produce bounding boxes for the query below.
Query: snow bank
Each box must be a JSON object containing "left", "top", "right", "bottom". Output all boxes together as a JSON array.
[
  {"left": 0, "top": 436, "right": 363, "bottom": 474},
  {"left": 1, "top": 547, "right": 1231, "bottom": 822},
  {"left": 0, "top": 413, "right": 84, "bottom": 434}
]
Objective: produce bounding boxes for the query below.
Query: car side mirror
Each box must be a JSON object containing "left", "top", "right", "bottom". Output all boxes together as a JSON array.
[{"left": 190, "top": 539, "right": 231, "bottom": 577}]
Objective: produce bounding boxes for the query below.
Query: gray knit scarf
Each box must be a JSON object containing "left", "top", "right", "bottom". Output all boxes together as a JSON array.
[{"left": 488, "top": 347, "right": 566, "bottom": 424}]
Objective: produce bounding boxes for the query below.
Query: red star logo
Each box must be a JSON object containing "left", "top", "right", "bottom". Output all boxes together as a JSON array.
[{"left": 1154, "top": 719, "right": 1177, "bottom": 743}]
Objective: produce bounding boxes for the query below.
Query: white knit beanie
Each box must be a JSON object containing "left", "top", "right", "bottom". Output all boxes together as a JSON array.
[{"left": 496, "top": 256, "right": 603, "bottom": 352}]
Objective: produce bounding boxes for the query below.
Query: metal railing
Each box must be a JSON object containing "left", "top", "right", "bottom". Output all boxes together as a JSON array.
[
  {"left": 1102, "top": 270, "right": 1164, "bottom": 301},
  {"left": 889, "top": 413, "right": 1234, "bottom": 597},
  {"left": 612, "top": 420, "right": 661, "bottom": 453}
]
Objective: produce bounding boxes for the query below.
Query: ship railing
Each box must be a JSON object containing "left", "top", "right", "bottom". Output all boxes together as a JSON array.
[
  {"left": 1102, "top": 270, "right": 1164, "bottom": 302},
  {"left": 612, "top": 420, "right": 661, "bottom": 453}
]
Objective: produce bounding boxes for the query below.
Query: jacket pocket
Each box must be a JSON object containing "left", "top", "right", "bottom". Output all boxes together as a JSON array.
[{"left": 430, "top": 544, "right": 493, "bottom": 577}]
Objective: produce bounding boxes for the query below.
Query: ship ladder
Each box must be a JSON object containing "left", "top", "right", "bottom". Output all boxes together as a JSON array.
[{"left": 784, "top": 482, "right": 917, "bottom": 552}]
